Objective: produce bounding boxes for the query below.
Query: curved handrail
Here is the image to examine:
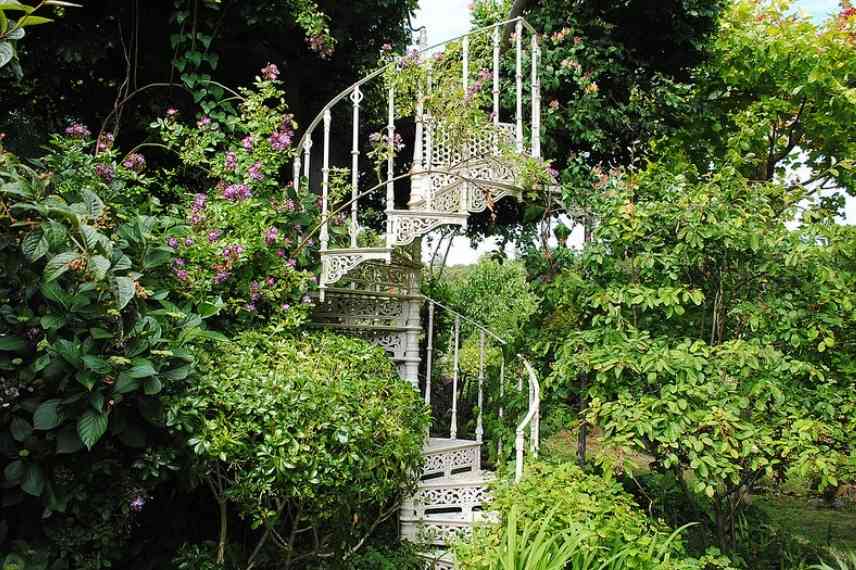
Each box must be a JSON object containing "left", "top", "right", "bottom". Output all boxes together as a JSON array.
[
  {"left": 295, "top": 16, "right": 537, "bottom": 153},
  {"left": 517, "top": 356, "right": 540, "bottom": 482}
]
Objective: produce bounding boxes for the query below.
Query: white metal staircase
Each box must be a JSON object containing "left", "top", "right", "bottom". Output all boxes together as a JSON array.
[{"left": 297, "top": 16, "right": 547, "bottom": 568}]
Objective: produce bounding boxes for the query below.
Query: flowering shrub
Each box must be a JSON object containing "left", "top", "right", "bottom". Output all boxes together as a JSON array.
[
  {"left": 154, "top": 68, "right": 321, "bottom": 327},
  {"left": 0, "top": 134, "right": 216, "bottom": 565}
]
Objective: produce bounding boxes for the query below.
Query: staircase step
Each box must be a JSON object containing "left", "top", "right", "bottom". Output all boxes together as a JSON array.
[
  {"left": 402, "top": 473, "right": 494, "bottom": 519},
  {"left": 400, "top": 511, "right": 498, "bottom": 546},
  {"left": 422, "top": 438, "right": 482, "bottom": 480}
]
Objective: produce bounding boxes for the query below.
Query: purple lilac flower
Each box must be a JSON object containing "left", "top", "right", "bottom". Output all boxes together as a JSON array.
[
  {"left": 307, "top": 34, "right": 334, "bottom": 58},
  {"left": 214, "top": 271, "right": 230, "bottom": 284},
  {"left": 248, "top": 162, "right": 264, "bottom": 181},
  {"left": 381, "top": 43, "right": 393, "bottom": 52},
  {"left": 65, "top": 123, "right": 91, "bottom": 139},
  {"left": 266, "top": 276, "right": 276, "bottom": 287},
  {"left": 192, "top": 193, "right": 207, "bottom": 212},
  {"left": 190, "top": 213, "right": 204, "bottom": 225},
  {"left": 174, "top": 269, "right": 189, "bottom": 281},
  {"left": 208, "top": 229, "right": 223, "bottom": 243},
  {"left": 122, "top": 153, "right": 146, "bottom": 172},
  {"left": 166, "top": 108, "right": 179, "bottom": 118},
  {"left": 197, "top": 116, "right": 212, "bottom": 128},
  {"left": 223, "top": 183, "right": 252, "bottom": 202},
  {"left": 224, "top": 151, "right": 237, "bottom": 171},
  {"left": 167, "top": 237, "right": 179, "bottom": 249},
  {"left": 223, "top": 244, "right": 244, "bottom": 259},
  {"left": 285, "top": 199, "right": 297, "bottom": 211},
  {"left": 264, "top": 227, "right": 279, "bottom": 245},
  {"left": 173, "top": 258, "right": 186, "bottom": 267},
  {"left": 95, "top": 163, "right": 114, "bottom": 183},
  {"left": 286, "top": 258, "right": 297, "bottom": 268},
  {"left": 96, "top": 133, "right": 114, "bottom": 152},
  {"left": 245, "top": 302, "right": 257, "bottom": 312},
  {"left": 261, "top": 63, "right": 280, "bottom": 80},
  {"left": 276, "top": 249, "right": 285, "bottom": 257},
  {"left": 130, "top": 496, "right": 146, "bottom": 512},
  {"left": 184, "top": 238, "right": 194, "bottom": 246},
  {"left": 242, "top": 136, "right": 254, "bottom": 151},
  {"left": 269, "top": 130, "right": 293, "bottom": 151},
  {"left": 281, "top": 303, "right": 290, "bottom": 311}
]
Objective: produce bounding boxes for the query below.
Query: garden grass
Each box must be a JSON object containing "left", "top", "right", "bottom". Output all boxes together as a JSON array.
[{"left": 754, "top": 495, "right": 856, "bottom": 551}]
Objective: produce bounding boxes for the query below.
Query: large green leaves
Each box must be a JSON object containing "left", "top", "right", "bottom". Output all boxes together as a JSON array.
[{"left": 77, "top": 410, "right": 108, "bottom": 450}]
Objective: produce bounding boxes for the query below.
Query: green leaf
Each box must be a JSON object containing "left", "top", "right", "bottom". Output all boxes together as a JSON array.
[
  {"left": 3, "top": 459, "right": 25, "bottom": 482},
  {"left": 126, "top": 359, "right": 155, "bottom": 378},
  {"left": 77, "top": 410, "right": 108, "bottom": 450},
  {"left": 44, "top": 252, "right": 78, "bottom": 282},
  {"left": 112, "top": 276, "right": 135, "bottom": 309},
  {"left": 17, "top": 14, "right": 52, "bottom": 27},
  {"left": 0, "top": 2, "right": 35, "bottom": 12},
  {"left": 87, "top": 255, "right": 111, "bottom": 281},
  {"left": 143, "top": 377, "right": 162, "bottom": 395},
  {"left": 114, "top": 372, "right": 139, "bottom": 394},
  {"left": 82, "top": 355, "right": 111, "bottom": 374},
  {"left": 0, "top": 335, "right": 26, "bottom": 352},
  {"left": 22, "top": 230, "right": 48, "bottom": 262},
  {"left": 40, "top": 314, "right": 65, "bottom": 330},
  {"left": 21, "top": 463, "right": 45, "bottom": 496},
  {"left": 56, "top": 425, "right": 83, "bottom": 453},
  {"left": 81, "top": 189, "right": 104, "bottom": 218},
  {"left": 0, "top": 41, "right": 14, "bottom": 69},
  {"left": 33, "top": 399, "right": 61, "bottom": 430},
  {"left": 10, "top": 417, "right": 32, "bottom": 442},
  {"left": 5, "top": 24, "right": 23, "bottom": 39}
]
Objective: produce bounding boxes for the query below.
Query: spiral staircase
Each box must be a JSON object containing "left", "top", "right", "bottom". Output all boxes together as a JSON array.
[{"left": 297, "top": 17, "right": 547, "bottom": 568}]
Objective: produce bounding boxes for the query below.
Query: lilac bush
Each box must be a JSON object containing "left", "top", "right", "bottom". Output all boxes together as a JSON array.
[{"left": 154, "top": 68, "right": 321, "bottom": 327}]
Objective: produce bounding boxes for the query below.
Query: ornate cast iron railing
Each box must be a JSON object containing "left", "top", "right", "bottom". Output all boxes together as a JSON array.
[
  {"left": 423, "top": 297, "right": 540, "bottom": 482},
  {"left": 291, "top": 17, "right": 542, "bottom": 297}
]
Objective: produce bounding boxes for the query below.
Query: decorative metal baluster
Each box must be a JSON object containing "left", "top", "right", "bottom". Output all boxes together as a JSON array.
[
  {"left": 302, "top": 138, "right": 312, "bottom": 179},
  {"left": 385, "top": 87, "right": 395, "bottom": 248},
  {"left": 425, "top": 64, "right": 434, "bottom": 211},
  {"left": 531, "top": 35, "right": 541, "bottom": 159},
  {"left": 321, "top": 110, "right": 331, "bottom": 255},
  {"left": 292, "top": 157, "right": 300, "bottom": 195},
  {"left": 460, "top": 36, "right": 472, "bottom": 213},
  {"left": 493, "top": 26, "right": 500, "bottom": 130},
  {"left": 515, "top": 19, "right": 524, "bottom": 153},
  {"left": 476, "top": 330, "right": 485, "bottom": 443},
  {"left": 425, "top": 302, "right": 435, "bottom": 438},
  {"left": 350, "top": 87, "right": 363, "bottom": 248},
  {"left": 451, "top": 315, "right": 460, "bottom": 440}
]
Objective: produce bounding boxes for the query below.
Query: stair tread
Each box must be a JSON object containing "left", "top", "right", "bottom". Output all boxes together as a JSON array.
[
  {"left": 424, "top": 437, "right": 481, "bottom": 453},
  {"left": 415, "top": 470, "right": 495, "bottom": 487},
  {"left": 400, "top": 511, "right": 498, "bottom": 523}
]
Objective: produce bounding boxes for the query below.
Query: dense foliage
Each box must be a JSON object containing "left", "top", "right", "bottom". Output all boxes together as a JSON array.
[
  {"left": 454, "top": 462, "right": 734, "bottom": 569},
  {"left": 167, "top": 330, "right": 429, "bottom": 567}
]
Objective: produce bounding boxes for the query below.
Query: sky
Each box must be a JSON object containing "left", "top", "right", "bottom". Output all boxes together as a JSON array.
[{"left": 411, "top": 0, "right": 844, "bottom": 264}]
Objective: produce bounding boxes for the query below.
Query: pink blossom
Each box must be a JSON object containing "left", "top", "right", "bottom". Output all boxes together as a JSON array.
[
  {"left": 64, "top": 123, "right": 91, "bottom": 139},
  {"left": 242, "top": 136, "right": 254, "bottom": 151},
  {"left": 261, "top": 63, "right": 280, "bottom": 80}
]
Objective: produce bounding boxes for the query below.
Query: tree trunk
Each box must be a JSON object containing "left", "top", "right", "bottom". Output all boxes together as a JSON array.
[{"left": 217, "top": 498, "right": 228, "bottom": 564}]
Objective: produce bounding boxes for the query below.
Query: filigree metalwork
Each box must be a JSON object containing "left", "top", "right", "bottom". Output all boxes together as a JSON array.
[
  {"left": 320, "top": 248, "right": 391, "bottom": 287},
  {"left": 389, "top": 212, "right": 468, "bottom": 246}
]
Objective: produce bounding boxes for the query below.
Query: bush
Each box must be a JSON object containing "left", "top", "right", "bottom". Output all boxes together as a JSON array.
[
  {"left": 166, "top": 329, "right": 430, "bottom": 567},
  {"left": 454, "top": 462, "right": 736, "bottom": 570}
]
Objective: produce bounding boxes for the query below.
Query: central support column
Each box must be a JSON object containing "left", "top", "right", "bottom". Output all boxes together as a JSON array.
[{"left": 401, "top": 239, "right": 423, "bottom": 389}]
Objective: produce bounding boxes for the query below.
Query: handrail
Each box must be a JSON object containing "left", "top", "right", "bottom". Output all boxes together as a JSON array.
[
  {"left": 421, "top": 295, "right": 540, "bottom": 483},
  {"left": 295, "top": 16, "right": 537, "bottom": 153},
  {"left": 517, "top": 356, "right": 540, "bottom": 482}
]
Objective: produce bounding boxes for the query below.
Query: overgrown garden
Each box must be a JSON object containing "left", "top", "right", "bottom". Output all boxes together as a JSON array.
[{"left": 1, "top": 0, "right": 855, "bottom": 568}]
